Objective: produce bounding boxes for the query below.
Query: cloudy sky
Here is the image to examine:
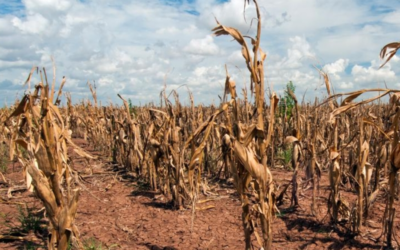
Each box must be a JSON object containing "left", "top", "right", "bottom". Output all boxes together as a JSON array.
[{"left": 0, "top": 0, "right": 399, "bottom": 106}]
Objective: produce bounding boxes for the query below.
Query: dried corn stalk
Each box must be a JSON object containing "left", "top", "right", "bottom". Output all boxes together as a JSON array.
[
  {"left": 6, "top": 69, "right": 92, "bottom": 250},
  {"left": 324, "top": 84, "right": 400, "bottom": 245},
  {"left": 214, "top": 1, "right": 276, "bottom": 249}
]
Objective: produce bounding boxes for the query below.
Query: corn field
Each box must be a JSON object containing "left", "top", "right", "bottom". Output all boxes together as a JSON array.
[{"left": 1, "top": 1, "right": 400, "bottom": 249}]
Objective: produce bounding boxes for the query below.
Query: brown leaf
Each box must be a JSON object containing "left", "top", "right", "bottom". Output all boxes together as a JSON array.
[
  {"left": 330, "top": 148, "right": 339, "bottom": 160},
  {"left": 379, "top": 42, "right": 400, "bottom": 68},
  {"left": 7, "top": 95, "right": 29, "bottom": 119},
  {"left": 284, "top": 136, "right": 298, "bottom": 144},
  {"left": 390, "top": 144, "right": 400, "bottom": 170},
  {"left": 340, "top": 92, "right": 363, "bottom": 106}
]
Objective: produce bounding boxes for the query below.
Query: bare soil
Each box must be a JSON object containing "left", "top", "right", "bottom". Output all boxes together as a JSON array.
[{"left": 0, "top": 139, "right": 399, "bottom": 250}]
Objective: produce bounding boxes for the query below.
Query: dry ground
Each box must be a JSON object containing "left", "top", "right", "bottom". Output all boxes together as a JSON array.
[{"left": 0, "top": 139, "right": 399, "bottom": 250}]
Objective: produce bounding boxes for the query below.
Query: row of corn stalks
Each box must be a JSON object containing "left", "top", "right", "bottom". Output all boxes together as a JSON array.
[{"left": 1, "top": 1, "right": 400, "bottom": 249}]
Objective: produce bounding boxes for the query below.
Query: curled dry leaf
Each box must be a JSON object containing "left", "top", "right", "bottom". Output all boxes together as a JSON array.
[
  {"left": 284, "top": 136, "right": 298, "bottom": 145},
  {"left": 390, "top": 143, "right": 400, "bottom": 170},
  {"left": 379, "top": 42, "right": 400, "bottom": 69}
]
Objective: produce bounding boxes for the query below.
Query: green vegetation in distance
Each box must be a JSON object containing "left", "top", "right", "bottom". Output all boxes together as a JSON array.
[{"left": 278, "top": 81, "right": 296, "bottom": 119}]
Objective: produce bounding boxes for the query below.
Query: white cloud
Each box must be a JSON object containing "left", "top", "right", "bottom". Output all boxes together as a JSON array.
[
  {"left": 184, "top": 35, "right": 220, "bottom": 55},
  {"left": 383, "top": 10, "right": 400, "bottom": 25},
  {"left": 361, "top": 24, "right": 381, "bottom": 34},
  {"left": 156, "top": 26, "right": 180, "bottom": 35},
  {"left": 12, "top": 13, "right": 49, "bottom": 34},
  {"left": 24, "top": 0, "right": 72, "bottom": 12},
  {"left": 227, "top": 50, "right": 243, "bottom": 66},
  {"left": 193, "top": 65, "right": 222, "bottom": 77},
  {"left": 338, "top": 81, "right": 353, "bottom": 90},
  {"left": 352, "top": 61, "right": 396, "bottom": 83},
  {"left": 323, "top": 59, "right": 349, "bottom": 74},
  {"left": 198, "top": 0, "right": 255, "bottom": 32},
  {"left": 1, "top": 0, "right": 400, "bottom": 105},
  {"left": 278, "top": 36, "right": 315, "bottom": 69},
  {"left": 323, "top": 58, "right": 349, "bottom": 80}
]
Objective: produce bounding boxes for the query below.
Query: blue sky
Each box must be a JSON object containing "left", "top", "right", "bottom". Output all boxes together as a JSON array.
[{"left": 0, "top": 0, "right": 399, "bottom": 106}]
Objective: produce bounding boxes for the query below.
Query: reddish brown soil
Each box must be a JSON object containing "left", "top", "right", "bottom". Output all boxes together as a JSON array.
[{"left": 0, "top": 139, "right": 399, "bottom": 249}]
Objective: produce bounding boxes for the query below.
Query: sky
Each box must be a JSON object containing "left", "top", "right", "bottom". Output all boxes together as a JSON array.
[{"left": 0, "top": 0, "right": 400, "bottom": 106}]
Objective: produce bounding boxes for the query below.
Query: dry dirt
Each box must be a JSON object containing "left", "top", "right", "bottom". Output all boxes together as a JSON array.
[{"left": 1, "top": 139, "right": 399, "bottom": 250}]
